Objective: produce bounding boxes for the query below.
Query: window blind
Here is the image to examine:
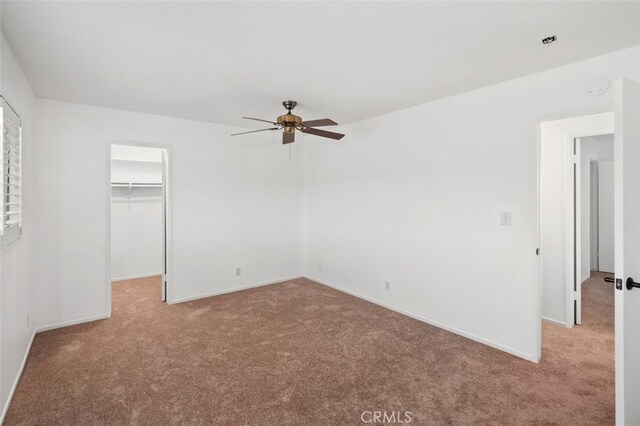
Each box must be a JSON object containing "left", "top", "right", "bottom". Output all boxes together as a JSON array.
[{"left": 0, "top": 96, "right": 22, "bottom": 237}]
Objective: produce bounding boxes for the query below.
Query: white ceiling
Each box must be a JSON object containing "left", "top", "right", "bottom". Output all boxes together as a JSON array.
[{"left": 2, "top": 1, "right": 639, "bottom": 128}]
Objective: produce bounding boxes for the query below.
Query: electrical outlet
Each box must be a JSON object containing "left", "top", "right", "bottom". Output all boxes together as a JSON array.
[
  {"left": 318, "top": 262, "right": 323, "bottom": 271},
  {"left": 385, "top": 281, "right": 391, "bottom": 291},
  {"left": 235, "top": 267, "right": 241, "bottom": 276}
]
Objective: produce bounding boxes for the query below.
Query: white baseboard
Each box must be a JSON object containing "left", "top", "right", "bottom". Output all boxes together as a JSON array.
[
  {"left": 304, "top": 275, "right": 539, "bottom": 363},
  {"left": 0, "top": 329, "right": 36, "bottom": 424},
  {"left": 542, "top": 316, "right": 569, "bottom": 327},
  {"left": 36, "top": 313, "right": 111, "bottom": 333},
  {"left": 169, "top": 275, "right": 304, "bottom": 304},
  {"left": 111, "top": 272, "right": 163, "bottom": 282}
]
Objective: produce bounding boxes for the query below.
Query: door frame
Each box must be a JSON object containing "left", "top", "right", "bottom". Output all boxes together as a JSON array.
[{"left": 105, "top": 140, "right": 173, "bottom": 317}]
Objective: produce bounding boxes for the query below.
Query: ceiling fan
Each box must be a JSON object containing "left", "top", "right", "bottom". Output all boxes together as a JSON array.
[{"left": 231, "top": 100, "right": 345, "bottom": 144}]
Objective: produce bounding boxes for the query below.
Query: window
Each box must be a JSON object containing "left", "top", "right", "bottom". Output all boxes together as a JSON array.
[{"left": 1, "top": 96, "right": 22, "bottom": 249}]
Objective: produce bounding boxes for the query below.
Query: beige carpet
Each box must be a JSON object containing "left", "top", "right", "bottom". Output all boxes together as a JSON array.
[{"left": 5, "top": 273, "right": 614, "bottom": 425}]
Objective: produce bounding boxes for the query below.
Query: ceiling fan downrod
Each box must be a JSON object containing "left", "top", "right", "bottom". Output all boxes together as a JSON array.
[{"left": 282, "top": 100, "right": 297, "bottom": 113}]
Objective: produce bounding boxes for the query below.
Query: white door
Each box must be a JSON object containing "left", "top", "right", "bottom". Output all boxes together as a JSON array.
[
  {"left": 598, "top": 160, "right": 615, "bottom": 273},
  {"left": 614, "top": 78, "right": 640, "bottom": 426},
  {"left": 161, "top": 149, "right": 167, "bottom": 302}
]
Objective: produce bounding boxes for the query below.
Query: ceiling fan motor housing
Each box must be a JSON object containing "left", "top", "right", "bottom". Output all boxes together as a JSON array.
[{"left": 277, "top": 113, "right": 301, "bottom": 132}]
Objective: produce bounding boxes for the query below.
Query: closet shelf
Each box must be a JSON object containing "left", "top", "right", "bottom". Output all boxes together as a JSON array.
[{"left": 111, "top": 182, "right": 162, "bottom": 188}]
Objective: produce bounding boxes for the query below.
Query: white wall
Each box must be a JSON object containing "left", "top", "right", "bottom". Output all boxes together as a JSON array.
[
  {"left": 112, "top": 144, "right": 163, "bottom": 163},
  {"left": 304, "top": 46, "right": 640, "bottom": 361},
  {"left": 33, "top": 99, "right": 303, "bottom": 328},
  {"left": 0, "top": 34, "right": 36, "bottom": 420},
  {"left": 598, "top": 160, "right": 615, "bottom": 273},
  {"left": 111, "top": 148, "right": 164, "bottom": 281}
]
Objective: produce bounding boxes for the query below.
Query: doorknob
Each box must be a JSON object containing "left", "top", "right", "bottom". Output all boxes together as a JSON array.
[{"left": 627, "top": 277, "right": 640, "bottom": 290}]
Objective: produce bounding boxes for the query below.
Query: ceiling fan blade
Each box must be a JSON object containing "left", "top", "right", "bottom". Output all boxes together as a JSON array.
[
  {"left": 299, "top": 118, "right": 338, "bottom": 127},
  {"left": 231, "top": 127, "right": 279, "bottom": 136},
  {"left": 300, "top": 127, "right": 345, "bottom": 140},
  {"left": 243, "top": 116, "right": 278, "bottom": 125},
  {"left": 283, "top": 131, "right": 295, "bottom": 144}
]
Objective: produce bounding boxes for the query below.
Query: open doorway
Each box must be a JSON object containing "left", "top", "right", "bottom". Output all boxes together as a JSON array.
[
  {"left": 539, "top": 112, "right": 614, "bottom": 333},
  {"left": 538, "top": 114, "right": 616, "bottom": 413},
  {"left": 576, "top": 134, "right": 614, "bottom": 324},
  {"left": 538, "top": 80, "right": 640, "bottom": 423},
  {"left": 108, "top": 143, "right": 170, "bottom": 313},
  {"left": 539, "top": 112, "right": 615, "bottom": 354}
]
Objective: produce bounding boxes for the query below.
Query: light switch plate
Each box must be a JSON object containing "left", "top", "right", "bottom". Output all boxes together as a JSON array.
[{"left": 501, "top": 212, "right": 511, "bottom": 226}]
